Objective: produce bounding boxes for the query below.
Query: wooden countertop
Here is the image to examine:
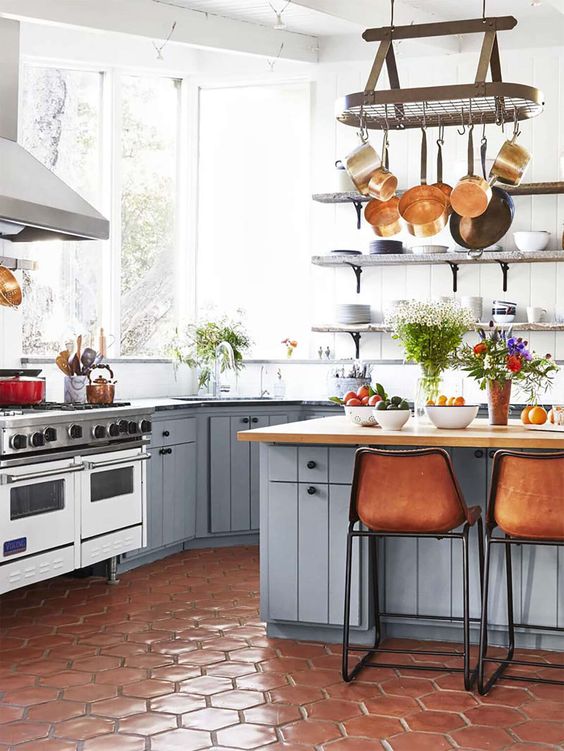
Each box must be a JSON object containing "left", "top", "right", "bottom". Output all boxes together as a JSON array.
[{"left": 238, "top": 416, "right": 564, "bottom": 449}]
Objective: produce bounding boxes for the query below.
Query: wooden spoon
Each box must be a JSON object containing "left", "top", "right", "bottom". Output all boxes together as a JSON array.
[{"left": 56, "top": 351, "right": 72, "bottom": 376}]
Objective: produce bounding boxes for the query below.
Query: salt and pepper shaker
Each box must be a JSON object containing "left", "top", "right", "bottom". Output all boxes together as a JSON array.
[
  {"left": 318, "top": 346, "right": 324, "bottom": 360},
  {"left": 325, "top": 346, "right": 331, "bottom": 359}
]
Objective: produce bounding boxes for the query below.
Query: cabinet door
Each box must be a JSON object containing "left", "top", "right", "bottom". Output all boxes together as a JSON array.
[
  {"left": 209, "top": 415, "right": 251, "bottom": 533},
  {"left": 162, "top": 442, "right": 197, "bottom": 545},
  {"left": 250, "top": 414, "right": 289, "bottom": 531}
]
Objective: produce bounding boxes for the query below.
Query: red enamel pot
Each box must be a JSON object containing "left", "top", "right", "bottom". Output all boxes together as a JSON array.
[{"left": 0, "top": 370, "right": 46, "bottom": 405}]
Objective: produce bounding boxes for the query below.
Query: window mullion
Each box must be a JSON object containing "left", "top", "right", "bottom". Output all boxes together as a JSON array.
[{"left": 108, "top": 70, "right": 122, "bottom": 357}]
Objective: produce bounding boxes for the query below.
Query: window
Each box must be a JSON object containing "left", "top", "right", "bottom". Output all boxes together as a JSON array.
[
  {"left": 197, "top": 83, "right": 310, "bottom": 358},
  {"left": 20, "top": 66, "right": 182, "bottom": 357}
]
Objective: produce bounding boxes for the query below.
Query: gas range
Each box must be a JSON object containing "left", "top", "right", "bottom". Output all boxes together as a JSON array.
[{"left": 0, "top": 402, "right": 153, "bottom": 460}]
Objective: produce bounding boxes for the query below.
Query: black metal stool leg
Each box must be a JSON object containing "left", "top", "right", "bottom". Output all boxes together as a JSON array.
[
  {"left": 462, "top": 524, "right": 473, "bottom": 689},
  {"left": 477, "top": 529, "right": 492, "bottom": 694},
  {"left": 341, "top": 526, "right": 354, "bottom": 682},
  {"left": 372, "top": 535, "right": 382, "bottom": 649}
]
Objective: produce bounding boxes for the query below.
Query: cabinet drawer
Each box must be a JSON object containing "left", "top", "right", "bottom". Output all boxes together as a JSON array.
[
  {"left": 298, "top": 447, "right": 328, "bottom": 483},
  {"left": 151, "top": 416, "right": 196, "bottom": 447}
]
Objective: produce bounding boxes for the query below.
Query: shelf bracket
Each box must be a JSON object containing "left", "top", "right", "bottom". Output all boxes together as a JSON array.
[
  {"left": 498, "top": 261, "right": 510, "bottom": 292},
  {"left": 447, "top": 262, "right": 460, "bottom": 293},
  {"left": 345, "top": 263, "right": 363, "bottom": 294},
  {"left": 347, "top": 198, "right": 364, "bottom": 230},
  {"left": 348, "top": 332, "right": 362, "bottom": 359}
]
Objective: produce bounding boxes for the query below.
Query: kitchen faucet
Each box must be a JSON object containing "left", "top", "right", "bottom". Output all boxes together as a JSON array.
[
  {"left": 260, "top": 365, "right": 270, "bottom": 398},
  {"left": 214, "top": 341, "right": 235, "bottom": 398}
]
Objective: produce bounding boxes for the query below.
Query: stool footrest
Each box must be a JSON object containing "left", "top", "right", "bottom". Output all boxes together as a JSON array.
[{"left": 348, "top": 646, "right": 464, "bottom": 658}]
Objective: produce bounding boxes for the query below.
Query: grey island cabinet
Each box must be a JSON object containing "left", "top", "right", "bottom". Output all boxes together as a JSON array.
[{"left": 239, "top": 416, "right": 564, "bottom": 650}]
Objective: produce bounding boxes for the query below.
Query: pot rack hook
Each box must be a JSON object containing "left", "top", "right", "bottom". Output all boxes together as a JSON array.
[
  {"left": 437, "top": 115, "right": 444, "bottom": 145},
  {"left": 389, "top": 0, "right": 395, "bottom": 31},
  {"left": 457, "top": 106, "right": 466, "bottom": 136},
  {"left": 482, "top": 0, "right": 487, "bottom": 22},
  {"left": 480, "top": 113, "right": 487, "bottom": 145},
  {"left": 512, "top": 108, "right": 521, "bottom": 138},
  {"left": 421, "top": 99, "right": 427, "bottom": 131}
]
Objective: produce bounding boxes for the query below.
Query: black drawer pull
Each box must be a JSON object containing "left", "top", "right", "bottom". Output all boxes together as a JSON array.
[
  {"left": 159, "top": 448, "right": 166, "bottom": 455},
  {"left": 474, "top": 450, "right": 484, "bottom": 458},
  {"left": 251, "top": 417, "right": 259, "bottom": 424},
  {"left": 306, "top": 460, "right": 317, "bottom": 469},
  {"left": 162, "top": 430, "right": 170, "bottom": 437},
  {"left": 307, "top": 486, "right": 316, "bottom": 495},
  {"left": 489, "top": 450, "right": 496, "bottom": 459},
  {"left": 241, "top": 417, "right": 249, "bottom": 424}
]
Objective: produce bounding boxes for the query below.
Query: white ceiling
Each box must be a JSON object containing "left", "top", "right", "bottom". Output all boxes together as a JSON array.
[{"left": 153, "top": 0, "right": 564, "bottom": 38}]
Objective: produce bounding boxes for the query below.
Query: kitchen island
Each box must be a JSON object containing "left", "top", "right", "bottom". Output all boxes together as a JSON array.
[{"left": 238, "top": 416, "right": 564, "bottom": 649}]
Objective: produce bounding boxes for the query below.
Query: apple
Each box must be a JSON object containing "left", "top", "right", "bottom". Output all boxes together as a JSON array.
[
  {"left": 357, "top": 385, "right": 370, "bottom": 400},
  {"left": 361, "top": 396, "right": 370, "bottom": 405},
  {"left": 343, "top": 391, "right": 357, "bottom": 403},
  {"left": 345, "top": 397, "right": 362, "bottom": 406},
  {"left": 368, "top": 394, "right": 382, "bottom": 406}
]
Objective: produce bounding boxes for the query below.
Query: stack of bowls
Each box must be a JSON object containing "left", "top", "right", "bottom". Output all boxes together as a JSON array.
[
  {"left": 460, "top": 296, "right": 483, "bottom": 322},
  {"left": 369, "top": 239, "right": 403, "bottom": 255},
  {"left": 336, "top": 304, "right": 371, "bottom": 325},
  {"left": 492, "top": 300, "right": 516, "bottom": 324}
]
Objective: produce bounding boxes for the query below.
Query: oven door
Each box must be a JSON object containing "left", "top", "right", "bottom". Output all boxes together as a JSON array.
[
  {"left": 0, "top": 458, "right": 82, "bottom": 562},
  {"left": 80, "top": 448, "right": 149, "bottom": 540}
]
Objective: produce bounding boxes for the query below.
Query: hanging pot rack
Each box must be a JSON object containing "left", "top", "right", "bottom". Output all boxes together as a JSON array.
[{"left": 336, "top": 16, "right": 544, "bottom": 131}]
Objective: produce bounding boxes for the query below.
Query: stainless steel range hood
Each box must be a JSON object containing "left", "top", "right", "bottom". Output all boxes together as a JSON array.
[{"left": 0, "top": 19, "right": 109, "bottom": 242}]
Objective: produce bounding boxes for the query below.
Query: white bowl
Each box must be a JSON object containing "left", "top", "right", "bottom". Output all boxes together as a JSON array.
[
  {"left": 373, "top": 408, "right": 410, "bottom": 431},
  {"left": 344, "top": 405, "right": 378, "bottom": 427},
  {"left": 492, "top": 314, "right": 515, "bottom": 324},
  {"left": 513, "top": 231, "right": 550, "bottom": 252},
  {"left": 425, "top": 405, "right": 479, "bottom": 429}
]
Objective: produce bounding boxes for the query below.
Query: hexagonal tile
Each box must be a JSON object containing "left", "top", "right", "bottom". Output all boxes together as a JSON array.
[
  {"left": 54, "top": 716, "right": 115, "bottom": 741},
  {"left": 119, "top": 710, "right": 177, "bottom": 735},
  {"left": 216, "top": 723, "right": 277, "bottom": 748},
  {"left": 464, "top": 704, "right": 525, "bottom": 726},
  {"left": 179, "top": 676, "right": 232, "bottom": 696},
  {"left": 150, "top": 727, "right": 211, "bottom": 750},
  {"left": 63, "top": 684, "right": 118, "bottom": 703},
  {"left": 27, "top": 700, "right": 85, "bottom": 722},
  {"left": 151, "top": 665, "right": 201, "bottom": 682},
  {"left": 72, "top": 656, "right": 121, "bottom": 672},
  {"left": 211, "top": 689, "right": 264, "bottom": 710},
  {"left": 511, "top": 719, "right": 564, "bottom": 745},
  {"left": 182, "top": 707, "right": 239, "bottom": 731},
  {"left": 387, "top": 732, "right": 454, "bottom": 750},
  {"left": 449, "top": 725, "right": 515, "bottom": 750},
  {"left": 93, "top": 667, "right": 146, "bottom": 685},
  {"left": 521, "top": 699, "right": 564, "bottom": 720},
  {"left": 342, "top": 714, "right": 403, "bottom": 738},
  {"left": 281, "top": 719, "right": 342, "bottom": 745},
  {"left": 363, "top": 694, "right": 420, "bottom": 717},
  {"left": 90, "top": 696, "right": 146, "bottom": 718},
  {"left": 17, "top": 740, "right": 77, "bottom": 751},
  {"left": 150, "top": 694, "right": 206, "bottom": 714},
  {"left": 40, "top": 670, "right": 93, "bottom": 688},
  {"left": 82, "top": 736, "right": 146, "bottom": 750},
  {"left": 307, "top": 698, "right": 363, "bottom": 722},
  {"left": 122, "top": 679, "right": 174, "bottom": 699},
  {"left": 0, "top": 721, "right": 50, "bottom": 745},
  {"left": 420, "top": 690, "right": 479, "bottom": 712},
  {"left": 406, "top": 710, "right": 466, "bottom": 733},
  {"left": 242, "top": 703, "right": 301, "bottom": 726},
  {"left": 1, "top": 687, "right": 59, "bottom": 706}
]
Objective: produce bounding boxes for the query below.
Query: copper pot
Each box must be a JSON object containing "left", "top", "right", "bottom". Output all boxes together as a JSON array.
[
  {"left": 343, "top": 124, "right": 381, "bottom": 196},
  {"left": 364, "top": 197, "right": 401, "bottom": 237},
  {"left": 450, "top": 126, "right": 492, "bottom": 218},
  {"left": 398, "top": 129, "right": 449, "bottom": 238},
  {"left": 367, "top": 130, "right": 397, "bottom": 202},
  {"left": 86, "top": 364, "right": 115, "bottom": 405},
  {"left": 489, "top": 121, "right": 530, "bottom": 187}
]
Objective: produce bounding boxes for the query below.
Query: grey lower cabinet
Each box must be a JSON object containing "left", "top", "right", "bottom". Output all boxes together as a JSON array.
[{"left": 209, "top": 412, "right": 291, "bottom": 534}]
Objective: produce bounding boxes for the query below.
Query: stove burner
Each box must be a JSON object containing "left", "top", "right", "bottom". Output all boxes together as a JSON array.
[{"left": 0, "top": 401, "right": 131, "bottom": 411}]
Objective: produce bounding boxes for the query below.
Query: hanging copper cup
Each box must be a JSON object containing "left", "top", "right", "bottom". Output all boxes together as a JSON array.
[
  {"left": 343, "top": 116, "right": 381, "bottom": 196},
  {"left": 489, "top": 113, "right": 531, "bottom": 187},
  {"left": 367, "top": 129, "right": 397, "bottom": 202}
]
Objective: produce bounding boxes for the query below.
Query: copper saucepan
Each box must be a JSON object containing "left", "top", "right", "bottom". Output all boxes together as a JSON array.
[
  {"left": 489, "top": 116, "right": 530, "bottom": 187},
  {"left": 0, "top": 264, "right": 22, "bottom": 308},
  {"left": 364, "top": 196, "right": 401, "bottom": 237},
  {"left": 398, "top": 128, "right": 449, "bottom": 238},
  {"left": 450, "top": 125, "right": 492, "bottom": 219},
  {"left": 367, "top": 130, "right": 397, "bottom": 202}
]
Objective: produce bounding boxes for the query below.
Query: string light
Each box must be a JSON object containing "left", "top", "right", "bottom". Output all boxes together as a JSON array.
[
  {"left": 152, "top": 21, "right": 176, "bottom": 61},
  {"left": 268, "top": 1, "right": 291, "bottom": 30}
]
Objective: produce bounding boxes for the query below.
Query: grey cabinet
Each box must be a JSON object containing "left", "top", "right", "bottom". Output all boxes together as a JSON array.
[{"left": 209, "top": 412, "right": 290, "bottom": 534}]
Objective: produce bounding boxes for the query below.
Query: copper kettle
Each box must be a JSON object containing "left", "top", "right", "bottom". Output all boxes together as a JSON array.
[{"left": 86, "top": 364, "right": 116, "bottom": 405}]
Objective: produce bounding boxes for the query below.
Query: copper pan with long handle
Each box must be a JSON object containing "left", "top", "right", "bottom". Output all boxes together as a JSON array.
[
  {"left": 398, "top": 128, "right": 449, "bottom": 238},
  {"left": 364, "top": 196, "right": 401, "bottom": 237},
  {"left": 450, "top": 125, "right": 491, "bottom": 218}
]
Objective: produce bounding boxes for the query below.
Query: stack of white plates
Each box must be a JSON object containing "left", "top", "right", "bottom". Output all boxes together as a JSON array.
[
  {"left": 336, "top": 304, "right": 371, "bottom": 324},
  {"left": 460, "top": 296, "right": 483, "bottom": 322}
]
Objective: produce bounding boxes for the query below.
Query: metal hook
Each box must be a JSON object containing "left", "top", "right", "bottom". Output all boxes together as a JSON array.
[
  {"left": 457, "top": 106, "right": 466, "bottom": 136},
  {"left": 421, "top": 100, "right": 427, "bottom": 130},
  {"left": 480, "top": 114, "right": 487, "bottom": 144},
  {"left": 512, "top": 108, "right": 521, "bottom": 138}
]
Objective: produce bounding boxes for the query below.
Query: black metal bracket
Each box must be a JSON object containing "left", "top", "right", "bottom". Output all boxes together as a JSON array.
[
  {"left": 348, "top": 198, "right": 364, "bottom": 230},
  {"left": 345, "top": 263, "right": 363, "bottom": 294},
  {"left": 498, "top": 261, "right": 510, "bottom": 292},
  {"left": 447, "top": 262, "right": 460, "bottom": 293},
  {"left": 348, "top": 332, "right": 362, "bottom": 359}
]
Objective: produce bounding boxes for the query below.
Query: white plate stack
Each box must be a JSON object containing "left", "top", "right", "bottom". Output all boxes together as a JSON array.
[
  {"left": 459, "top": 296, "right": 483, "bottom": 322},
  {"left": 336, "top": 304, "right": 371, "bottom": 325}
]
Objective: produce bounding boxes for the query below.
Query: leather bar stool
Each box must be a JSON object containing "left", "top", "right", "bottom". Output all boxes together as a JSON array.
[
  {"left": 342, "top": 447, "right": 484, "bottom": 690},
  {"left": 478, "top": 450, "right": 564, "bottom": 694}
]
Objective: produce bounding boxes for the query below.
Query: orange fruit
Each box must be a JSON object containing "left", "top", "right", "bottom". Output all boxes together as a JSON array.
[
  {"left": 548, "top": 408, "right": 555, "bottom": 424},
  {"left": 447, "top": 397, "right": 456, "bottom": 406},
  {"left": 520, "top": 406, "right": 533, "bottom": 425},
  {"left": 454, "top": 396, "right": 465, "bottom": 406},
  {"left": 437, "top": 395, "right": 447, "bottom": 405},
  {"left": 357, "top": 386, "right": 370, "bottom": 400},
  {"left": 529, "top": 406, "right": 548, "bottom": 425},
  {"left": 426, "top": 399, "right": 435, "bottom": 406}
]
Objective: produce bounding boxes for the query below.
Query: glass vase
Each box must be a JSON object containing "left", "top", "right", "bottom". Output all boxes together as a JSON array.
[
  {"left": 414, "top": 364, "right": 443, "bottom": 422},
  {"left": 486, "top": 379, "right": 512, "bottom": 425}
]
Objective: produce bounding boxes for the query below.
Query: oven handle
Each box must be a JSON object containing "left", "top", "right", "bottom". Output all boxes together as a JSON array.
[
  {"left": 1, "top": 463, "right": 85, "bottom": 485},
  {"left": 84, "top": 452, "right": 151, "bottom": 471}
]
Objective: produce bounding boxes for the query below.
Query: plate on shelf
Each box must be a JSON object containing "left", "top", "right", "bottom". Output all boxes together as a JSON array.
[
  {"left": 454, "top": 244, "right": 503, "bottom": 253},
  {"left": 411, "top": 245, "right": 449, "bottom": 255},
  {"left": 330, "top": 249, "right": 362, "bottom": 255}
]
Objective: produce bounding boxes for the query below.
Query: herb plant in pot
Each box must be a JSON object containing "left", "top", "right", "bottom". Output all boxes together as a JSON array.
[
  {"left": 386, "top": 300, "right": 475, "bottom": 419},
  {"left": 457, "top": 326, "right": 558, "bottom": 425},
  {"left": 169, "top": 314, "right": 252, "bottom": 392}
]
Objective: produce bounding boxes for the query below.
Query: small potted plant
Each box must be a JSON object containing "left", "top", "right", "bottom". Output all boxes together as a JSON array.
[
  {"left": 169, "top": 313, "right": 252, "bottom": 392},
  {"left": 456, "top": 326, "right": 558, "bottom": 425}
]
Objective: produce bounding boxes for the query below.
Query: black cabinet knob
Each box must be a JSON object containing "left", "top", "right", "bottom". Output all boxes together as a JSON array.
[
  {"left": 159, "top": 448, "right": 166, "bottom": 455},
  {"left": 489, "top": 450, "right": 496, "bottom": 459},
  {"left": 166, "top": 448, "right": 172, "bottom": 455},
  {"left": 241, "top": 417, "right": 249, "bottom": 424},
  {"left": 474, "top": 450, "right": 484, "bottom": 458},
  {"left": 251, "top": 417, "right": 259, "bottom": 424},
  {"left": 306, "top": 460, "right": 316, "bottom": 469},
  {"left": 162, "top": 430, "right": 170, "bottom": 437},
  {"left": 307, "top": 486, "right": 316, "bottom": 495}
]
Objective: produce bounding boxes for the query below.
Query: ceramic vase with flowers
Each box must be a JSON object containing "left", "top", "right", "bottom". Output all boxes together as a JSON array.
[
  {"left": 457, "top": 326, "right": 558, "bottom": 425},
  {"left": 386, "top": 300, "right": 475, "bottom": 420}
]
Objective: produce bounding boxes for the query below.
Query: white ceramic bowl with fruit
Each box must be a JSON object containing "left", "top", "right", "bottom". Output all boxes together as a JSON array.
[
  {"left": 331, "top": 384, "right": 387, "bottom": 427},
  {"left": 344, "top": 405, "right": 378, "bottom": 427},
  {"left": 425, "top": 404, "right": 479, "bottom": 429},
  {"left": 372, "top": 395, "right": 411, "bottom": 431}
]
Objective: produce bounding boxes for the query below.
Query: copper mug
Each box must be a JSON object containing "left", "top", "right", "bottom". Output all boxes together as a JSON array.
[{"left": 86, "top": 364, "right": 116, "bottom": 405}]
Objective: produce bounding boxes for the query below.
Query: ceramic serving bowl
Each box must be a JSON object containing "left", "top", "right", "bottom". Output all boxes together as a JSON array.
[
  {"left": 344, "top": 405, "right": 378, "bottom": 427},
  {"left": 425, "top": 405, "right": 479, "bottom": 429},
  {"left": 513, "top": 231, "right": 550, "bottom": 252},
  {"left": 373, "top": 409, "right": 410, "bottom": 431}
]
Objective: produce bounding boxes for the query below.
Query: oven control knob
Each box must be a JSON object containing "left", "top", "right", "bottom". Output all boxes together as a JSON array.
[
  {"left": 68, "top": 424, "right": 83, "bottom": 440},
  {"left": 139, "top": 419, "right": 152, "bottom": 434},
  {"left": 31, "top": 431, "right": 45, "bottom": 447},
  {"left": 108, "top": 423, "right": 120, "bottom": 437},
  {"left": 44, "top": 427, "right": 57, "bottom": 442},
  {"left": 128, "top": 421, "right": 138, "bottom": 434},
  {"left": 118, "top": 419, "right": 129, "bottom": 434},
  {"left": 10, "top": 434, "right": 27, "bottom": 450},
  {"left": 93, "top": 425, "right": 107, "bottom": 439}
]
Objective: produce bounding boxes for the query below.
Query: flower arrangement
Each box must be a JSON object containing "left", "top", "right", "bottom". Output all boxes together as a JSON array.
[
  {"left": 457, "top": 326, "right": 558, "bottom": 423},
  {"left": 282, "top": 338, "right": 298, "bottom": 358},
  {"left": 386, "top": 300, "right": 476, "bottom": 403}
]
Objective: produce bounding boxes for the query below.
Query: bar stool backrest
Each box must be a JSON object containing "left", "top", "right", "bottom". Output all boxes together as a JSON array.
[
  {"left": 349, "top": 447, "right": 471, "bottom": 533},
  {"left": 488, "top": 450, "right": 564, "bottom": 541}
]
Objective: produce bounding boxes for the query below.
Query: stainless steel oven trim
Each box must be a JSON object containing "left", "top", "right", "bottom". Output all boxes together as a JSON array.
[
  {"left": 1, "top": 462, "right": 84, "bottom": 485},
  {"left": 84, "top": 453, "right": 150, "bottom": 470},
  {"left": 0, "top": 439, "right": 149, "bottom": 470}
]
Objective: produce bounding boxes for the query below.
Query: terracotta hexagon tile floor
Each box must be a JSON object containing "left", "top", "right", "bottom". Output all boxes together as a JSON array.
[{"left": 1, "top": 545, "right": 563, "bottom": 751}]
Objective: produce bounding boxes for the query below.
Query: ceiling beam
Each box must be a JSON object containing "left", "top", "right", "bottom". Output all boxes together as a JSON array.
[
  {"left": 0, "top": 0, "right": 318, "bottom": 63},
  {"left": 289, "top": 0, "right": 460, "bottom": 54}
]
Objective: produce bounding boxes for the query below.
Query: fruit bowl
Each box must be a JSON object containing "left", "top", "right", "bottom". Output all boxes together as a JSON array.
[
  {"left": 344, "top": 405, "right": 378, "bottom": 427},
  {"left": 425, "top": 405, "right": 479, "bottom": 429},
  {"left": 373, "top": 409, "right": 410, "bottom": 431}
]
